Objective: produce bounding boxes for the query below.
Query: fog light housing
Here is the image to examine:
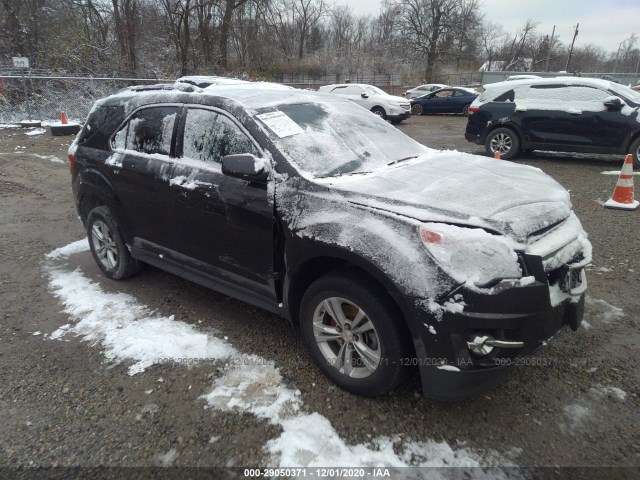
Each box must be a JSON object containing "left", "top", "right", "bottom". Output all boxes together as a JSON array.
[
  {"left": 467, "top": 334, "right": 495, "bottom": 356},
  {"left": 467, "top": 334, "right": 525, "bottom": 355}
]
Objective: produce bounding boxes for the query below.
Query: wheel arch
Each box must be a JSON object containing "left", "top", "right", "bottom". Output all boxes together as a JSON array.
[
  {"left": 76, "top": 167, "right": 123, "bottom": 226},
  {"left": 283, "top": 249, "right": 406, "bottom": 331}
]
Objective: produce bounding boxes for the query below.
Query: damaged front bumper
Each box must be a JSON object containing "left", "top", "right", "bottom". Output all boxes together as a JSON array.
[{"left": 392, "top": 251, "right": 589, "bottom": 401}]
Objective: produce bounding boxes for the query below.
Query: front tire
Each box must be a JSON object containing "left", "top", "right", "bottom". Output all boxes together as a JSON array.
[
  {"left": 630, "top": 137, "right": 640, "bottom": 169},
  {"left": 370, "top": 106, "right": 387, "bottom": 120},
  {"left": 300, "top": 271, "right": 411, "bottom": 396},
  {"left": 485, "top": 127, "right": 521, "bottom": 160},
  {"left": 411, "top": 104, "right": 423, "bottom": 115},
  {"left": 86, "top": 206, "right": 141, "bottom": 280}
]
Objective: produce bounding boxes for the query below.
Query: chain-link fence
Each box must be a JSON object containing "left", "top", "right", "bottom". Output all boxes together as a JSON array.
[{"left": 0, "top": 73, "right": 171, "bottom": 123}]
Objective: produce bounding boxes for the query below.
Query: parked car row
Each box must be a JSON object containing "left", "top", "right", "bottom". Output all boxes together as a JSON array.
[
  {"left": 70, "top": 77, "right": 591, "bottom": 400},
  {"left": 465, "top": 77, "right": 640, "bottom": 166}
]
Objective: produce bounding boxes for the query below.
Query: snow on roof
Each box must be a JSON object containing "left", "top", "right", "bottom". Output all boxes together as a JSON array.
[
  {"left": 484, "top": 76, "right": 616, "bottom": 92},
  {"left": 175, "top": 75, "right": 249, "bottom": 88},
  {"left": 100, "top": 80, "right": 349, "bottom": 112}
]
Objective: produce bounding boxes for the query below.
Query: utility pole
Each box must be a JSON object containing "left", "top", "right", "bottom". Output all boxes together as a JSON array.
[
  {"left": 565, "top": 23, "right": 579, "bottom": 72},
  {"left": 545, "top": 25, "right": 556, "bottom": 72}
]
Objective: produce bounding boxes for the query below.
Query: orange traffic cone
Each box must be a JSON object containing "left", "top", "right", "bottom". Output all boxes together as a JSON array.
[
  {"left": 60, "top": 112, "right": 68, "bottom": 125},
  {"left": 604, "top": 154, "right": 639, "bottom": 210},
  {"left": 494, "top": 150, "right": 501, "bottom": 160}
]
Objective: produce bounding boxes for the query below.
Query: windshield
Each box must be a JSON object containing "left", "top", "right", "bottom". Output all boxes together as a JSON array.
[
  {"left": 363, "top": 85, "right": 388, "bottom": 96},
  {"left": 609, "top": 83, "right": 640, "bottom": 105},
  {"left": 255, "top": 101, "right": 426, "bottom": 178}
]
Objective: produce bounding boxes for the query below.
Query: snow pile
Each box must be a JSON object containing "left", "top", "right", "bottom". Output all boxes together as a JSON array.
[
  {"left": 44, "top": 240, "right": 521, "bottom": 471},
  {"left": 25, "top": 128, "right": 46, "bottom": 136},
  {"left": 44, "top": 241, "right": 235, "bottom": 374}
]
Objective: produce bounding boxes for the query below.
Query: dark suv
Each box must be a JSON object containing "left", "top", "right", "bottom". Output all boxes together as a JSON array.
[
  {"left": 69, "top": 80, "right": 591, "bottom": 400},
  {"left": 465, "top": 77, "right": 640, "bottom": 166}
]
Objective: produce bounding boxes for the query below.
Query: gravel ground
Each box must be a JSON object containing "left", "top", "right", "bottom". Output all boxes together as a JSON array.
[{"left": 0, "top": 117, "right": 638, "bottom": 475}]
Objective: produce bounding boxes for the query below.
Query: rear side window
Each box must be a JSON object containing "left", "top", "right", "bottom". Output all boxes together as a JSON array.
[
  {"left": 116, "top": 106, "right": 178, "bottom": 156},
  {"left": 493, "top": 90, "right": 515, "bottom": 102},
  {"left": 182, "top": 108, "right": 257, "bottom": 164},
  {"left": 78, "top": 105, "right": 125, "bottom": 147}
]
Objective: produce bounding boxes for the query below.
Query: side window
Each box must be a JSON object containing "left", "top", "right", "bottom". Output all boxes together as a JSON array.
[
  {"left": 434, "top": 90, "right": 453, "bottom": 98},
  {"left": 122, "top": 106, "right": 178, "bottom": 155},
  {"left": 493, "top": 90, "right": 515, "bottom": 102},
  {"left": 333, "top": 86, "right": 363, "bottom": 95},
  {"left": 454, "top": 90, "right": 467, "bottom": 97},
  {"left": 182, "top": 108, "right": 257, "bottom": 164}
]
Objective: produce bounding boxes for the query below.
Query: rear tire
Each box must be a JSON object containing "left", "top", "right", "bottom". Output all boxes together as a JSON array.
[
  {"left": 630, "top": 137, "right": 640, "bottom": 169},
  {"left": 299, "top": 271, "right": 411, "bottom": 396},
  {"left": 86, "top": 206, "right": 141, "bottom": 280},
  {"left": 462, "top": 104, "right": 470, "bottom": 116},
  {"left": 485, "top": 127, "right": 521, "bottom": 160}
]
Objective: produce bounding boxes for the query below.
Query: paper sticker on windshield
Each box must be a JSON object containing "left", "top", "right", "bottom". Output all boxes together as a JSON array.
[{"left": 256, "top": 111, "right": 304, "bottom": 138}]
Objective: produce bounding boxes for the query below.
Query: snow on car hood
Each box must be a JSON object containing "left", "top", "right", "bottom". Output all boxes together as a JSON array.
[
  {"left": 384, "top": 94, "right": 410, "bottom": 103},
  {"left": 321, "top": 150, "right": 572, "bottom": 241}
]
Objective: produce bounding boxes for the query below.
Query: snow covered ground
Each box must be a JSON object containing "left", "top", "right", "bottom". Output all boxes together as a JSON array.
[{"left": 44, "top": 240, "right": 523, "bottom": 472}]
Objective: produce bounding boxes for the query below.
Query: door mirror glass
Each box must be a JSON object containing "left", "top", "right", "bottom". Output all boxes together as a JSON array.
[
  {"left": 361, "top": 92, "right": 369, "bottom": 98},
  {"left": 221, "top": 154, "right": 270, "bottom": 182}
]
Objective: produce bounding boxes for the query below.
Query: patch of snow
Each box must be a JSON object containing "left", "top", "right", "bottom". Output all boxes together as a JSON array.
[
  {"left": 437, "top": 365, "right": 461, "bottom": 372},
  {"left": 45, "top": 239, "right": 89, "bottom": 259},
  {"left": 423, "top": 323, "right": 437, "bottom": 335},
  {"left": 25, "top": 128, "right": 46, "bottom": 136},
  {"left": 560, "top": 403, "right": 590, "bottom": 434},
  {"left": 153, "top": 448, "right": 177, "bottom": 467},
  {"left": 584, "top": 297, "right": 625, "bottom": 324},
  {"left": 31, "top": 153, "right": 64, "bottom": 164},
  {"left": 601, "top": 170, "right": 640, "bottom": 176},
  {"left": 45, "top": 240, "right": 522, "bottom": 471},
  {"left": 44, "top": 242, "right": 235, "bottom": 375}
]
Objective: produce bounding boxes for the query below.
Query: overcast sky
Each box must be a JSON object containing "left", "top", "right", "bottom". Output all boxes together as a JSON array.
[{"left": 335, "top": 0, "right": 640, "bottom": 53}]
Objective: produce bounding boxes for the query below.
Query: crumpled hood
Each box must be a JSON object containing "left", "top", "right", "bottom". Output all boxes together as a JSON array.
[{"left": 324, "top": 150, "right": 572, "bottom": 241}]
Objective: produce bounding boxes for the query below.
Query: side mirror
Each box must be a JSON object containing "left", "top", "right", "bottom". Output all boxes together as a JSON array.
[
  {"left": 361, "top": 93, "right": 369, "bottom": 98},
  {"left": 603, "top": 96, "right": 624, "bottom": 110},
  {"left": 221, "top": 154, "right": 270, "bottom": 182}
]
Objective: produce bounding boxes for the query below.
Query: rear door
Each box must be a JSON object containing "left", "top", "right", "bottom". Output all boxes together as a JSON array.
[
  {"left": 109, "top": 105, "right": 179, "bottom": 249},
  {"left": 168, "top": 106, "right": 276, "bottom": 303}
]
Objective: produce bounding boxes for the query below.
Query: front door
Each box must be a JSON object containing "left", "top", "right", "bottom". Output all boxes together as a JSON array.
[{"left": 168, "top": 107, "right": 276, "bottom": 303}]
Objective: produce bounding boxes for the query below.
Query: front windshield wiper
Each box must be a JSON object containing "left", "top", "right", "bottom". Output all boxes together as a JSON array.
[
  {"left": 317, "top": 170, "right": 372, "bottom": 179},
  {"left": 387, "top": 155, "right": 418, "bottom": 166}
]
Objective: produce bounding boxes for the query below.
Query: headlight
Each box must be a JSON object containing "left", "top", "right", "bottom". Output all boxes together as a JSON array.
[{"left": 418, "top": 224, "right": 522, "bottom": 287}]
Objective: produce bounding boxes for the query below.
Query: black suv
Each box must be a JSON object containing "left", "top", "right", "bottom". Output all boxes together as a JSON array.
[
  {"left": 465, "top": 77, "right": 640, "bottom": 166},
  {"left": 69, "top": 80, "right": 591, "bottom": 400}
]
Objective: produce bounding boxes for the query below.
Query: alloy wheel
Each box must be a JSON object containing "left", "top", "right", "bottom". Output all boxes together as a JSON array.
[
  {"left": 91, "top": 220, "right": 118, "bottom": 270},
  {"left": 490, "top": 132, "right": 513, "bottom": 154},
  {"left": 312, "top": 297, "right": 381, "bottom": 379}
]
